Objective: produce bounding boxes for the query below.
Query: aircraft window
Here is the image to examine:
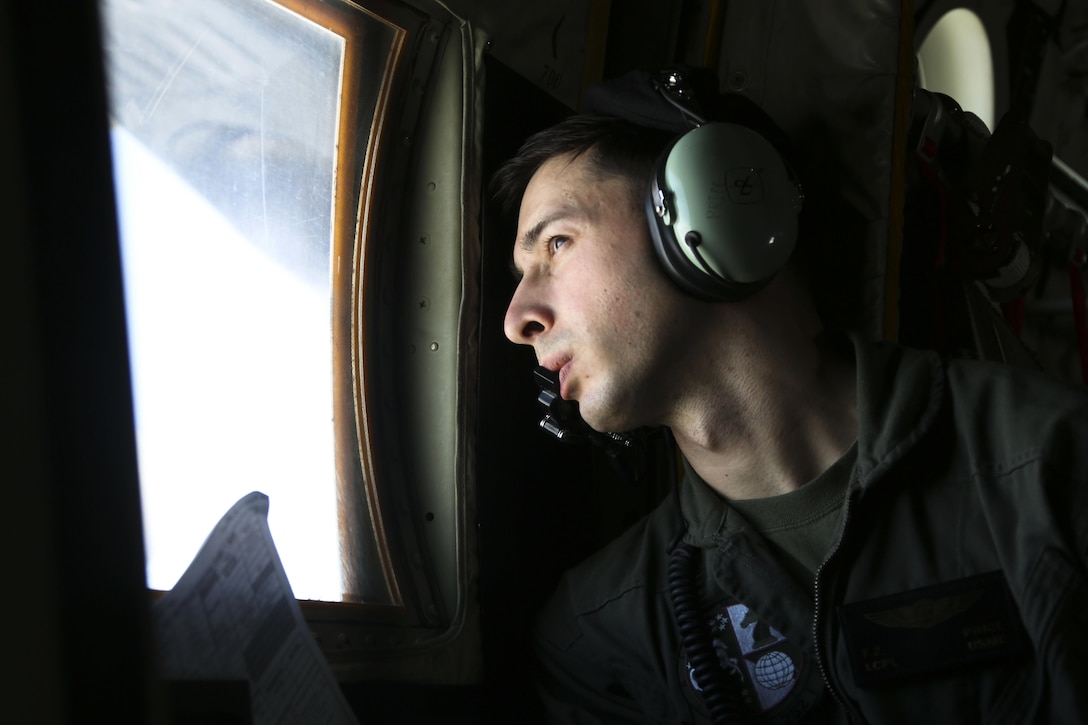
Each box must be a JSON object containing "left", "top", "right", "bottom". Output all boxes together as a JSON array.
[
  {"left": 916, "top": 7, "right": 995, "bottom": 130},
  {"left": 101, "top": 0, "right": 405, "bottom": 603}
]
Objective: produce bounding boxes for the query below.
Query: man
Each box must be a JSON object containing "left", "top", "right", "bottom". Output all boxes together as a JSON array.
[{"left": 494, "top": 101, "right": 1088, "bottom": 723}]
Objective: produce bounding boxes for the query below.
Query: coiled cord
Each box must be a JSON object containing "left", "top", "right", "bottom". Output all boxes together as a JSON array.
[
  {"left": 661, "top": 427, "right": 749, "bottom": 723},
  {"left": 668, "top": 540, "right": 750, "bottom": 724}
]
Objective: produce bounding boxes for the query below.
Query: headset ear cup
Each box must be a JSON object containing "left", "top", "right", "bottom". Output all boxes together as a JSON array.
[
  {"left": 646, "top": 187, "right": 775, "bottom": 301},
  {"left": 646, "top": 190, "right": 766, "bottom": 301},
  {"left": 646, "top": 123, "right": 803, "bottom": 301}
]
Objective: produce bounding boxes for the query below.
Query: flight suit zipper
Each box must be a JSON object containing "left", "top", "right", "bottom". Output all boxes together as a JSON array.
[{"left": 812, "top": 490, "right": 862, "bottom": 722}]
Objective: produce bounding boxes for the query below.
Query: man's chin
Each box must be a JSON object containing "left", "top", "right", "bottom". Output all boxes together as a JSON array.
[
  {"left": 578, "top": 403, "right": 630, "bottom": 436},
  {"left": 575, "top": 384, "right": 639, "bottom": 433}
]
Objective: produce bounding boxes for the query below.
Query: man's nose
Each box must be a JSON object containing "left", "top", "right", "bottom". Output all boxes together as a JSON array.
[{"left": 503, "top": 281, "right": 552, "bottom": 345}]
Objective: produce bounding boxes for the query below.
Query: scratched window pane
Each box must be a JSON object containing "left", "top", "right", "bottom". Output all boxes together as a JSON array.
[{"left": 102, "top": 0, "right": 345, "bottom": 600}]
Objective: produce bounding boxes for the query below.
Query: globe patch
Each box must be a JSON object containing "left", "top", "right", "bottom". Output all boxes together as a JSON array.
[{"left": 679, "top": 597, "right": 816, "bottom": 720}]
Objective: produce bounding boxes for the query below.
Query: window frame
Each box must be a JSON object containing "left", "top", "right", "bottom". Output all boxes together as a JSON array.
[
  {"left": 103, "top": 0, "right": 481, "bottom": 677},
  {"left": 277, "top": 0, "right": 482, "bottom": 678}
]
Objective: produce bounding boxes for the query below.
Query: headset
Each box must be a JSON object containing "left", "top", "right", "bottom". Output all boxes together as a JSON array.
[
  {"left": 648, "top": 120, "right": 804, "bottom": 301},
  {"left": 586, "top": 67, "right": 805, "bottom": 302}
]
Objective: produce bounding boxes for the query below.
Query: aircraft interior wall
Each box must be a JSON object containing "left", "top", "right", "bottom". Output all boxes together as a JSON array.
[{"left": 3, "top": 2, "right": 156, "bottom": 723}]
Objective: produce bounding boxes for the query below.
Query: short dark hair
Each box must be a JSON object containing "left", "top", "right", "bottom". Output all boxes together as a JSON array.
[{"left": 490, "top": 115, "right": 676, "bottom": 215}]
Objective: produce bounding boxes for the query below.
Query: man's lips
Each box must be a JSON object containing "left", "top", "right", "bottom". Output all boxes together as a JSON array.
[
  {"left": 540, "top": 354, "right": 573, "bottom": 399},
  {"left": 557, "top": 360, "right": 572, "bottom": 400}
]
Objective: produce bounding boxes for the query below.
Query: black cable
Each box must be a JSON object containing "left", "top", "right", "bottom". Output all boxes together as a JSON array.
[
  {"left": 663, "top": 431, "right": 750, "bottom": 724},
  {"left": 668, "top": 542, "right": 750, "bottom": 723}
]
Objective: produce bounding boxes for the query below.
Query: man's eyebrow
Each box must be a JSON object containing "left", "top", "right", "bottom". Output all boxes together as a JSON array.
[
  {"left": 518, "top": 211, "right": 563, "bottom": 255},
  {"left": 520, "top": 206, "right": 588, "bottom": 251},
  {"left": 510, "top": 206, "right": 586, "bottom": 281}
]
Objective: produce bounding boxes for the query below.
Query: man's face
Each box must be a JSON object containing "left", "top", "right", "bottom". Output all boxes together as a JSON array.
[{"left": 503, "top": 152, "right": 696, "bottom": 432}]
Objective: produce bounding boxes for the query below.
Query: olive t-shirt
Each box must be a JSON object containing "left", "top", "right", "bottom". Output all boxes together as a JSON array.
[{"left": 727, "top": 443, "right": 858, "bottom": 587}]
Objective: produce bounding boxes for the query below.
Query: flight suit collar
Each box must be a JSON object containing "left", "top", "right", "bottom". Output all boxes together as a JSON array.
[{"left": 677, "top": 335, "right": 945, "bottom": 543}]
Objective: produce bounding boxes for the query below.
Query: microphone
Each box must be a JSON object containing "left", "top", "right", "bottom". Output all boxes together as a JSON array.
[{"left": 532, "top": 366, "right": 634, "bottom": 449}]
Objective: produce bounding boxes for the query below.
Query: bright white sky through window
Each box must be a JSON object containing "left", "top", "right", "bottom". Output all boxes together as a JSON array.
[
  {"left": 113, "top": 126, "right": 341, "bottom": 600},
  {"left": 104, "top": 0, "right": 346, "bottom": 601}
]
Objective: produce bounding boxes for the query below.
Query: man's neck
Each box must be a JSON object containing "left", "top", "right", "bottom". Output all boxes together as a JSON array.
[{"left": 670, "top": 333, "right": 859, "bottom": 501}]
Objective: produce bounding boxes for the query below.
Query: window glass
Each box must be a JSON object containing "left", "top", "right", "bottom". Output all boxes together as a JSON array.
[
  {"left": 917, "top": 8, "right": 995, "bottom": 130},
  {"left": 103, "top": 0, "right": 346, "bottom": 600}
]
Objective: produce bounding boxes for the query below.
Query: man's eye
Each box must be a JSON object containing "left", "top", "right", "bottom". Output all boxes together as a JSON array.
[{"left": 549, "top": 236, "right": 569, "bottom": 252}]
